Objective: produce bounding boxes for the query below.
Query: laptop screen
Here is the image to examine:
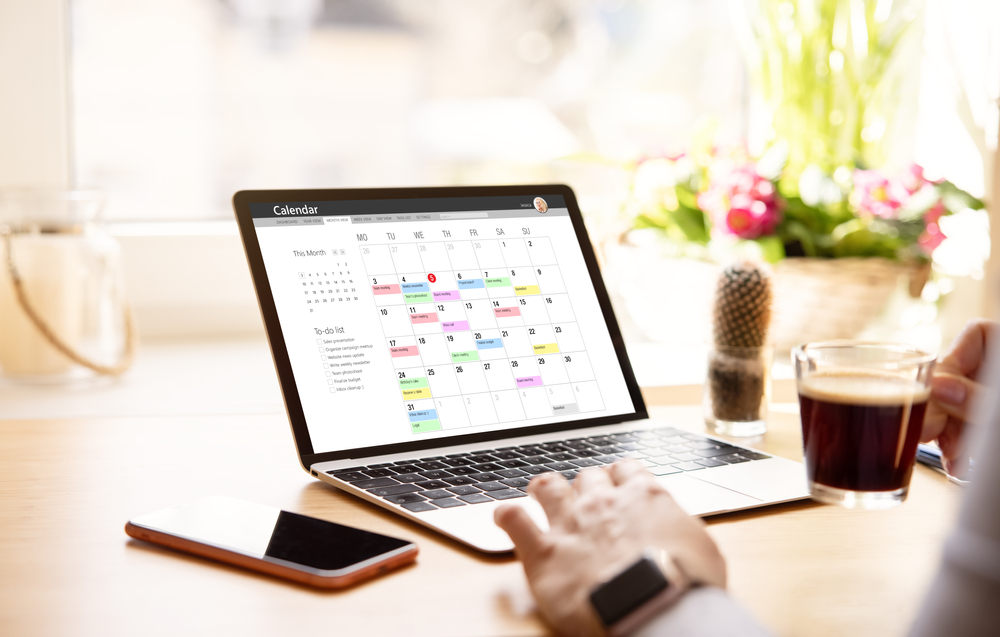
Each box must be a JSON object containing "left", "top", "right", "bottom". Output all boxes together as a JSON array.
[{"left": 247, "top": 192, "right": 639, "bottom": 455}]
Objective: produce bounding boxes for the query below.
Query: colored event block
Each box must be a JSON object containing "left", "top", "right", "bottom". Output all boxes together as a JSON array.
[
  {"left": 372, "top": 284, "right": 401, "bottom": 295},
  {"left": 532, "top": 343, "right": 560, "bottom": 354},
  {"left": 407, "top": 409, "right": 438, "bottom": 422},
  {"left": 400, "top": 282, "right": 429, "bottom": 293},
  {"left": 442, "top": 320, "right": 470, "bottom": 332},
  {"left": 410, "top": 419, "right": 442, "bottom": 433},
  {"left": 515, "top": 376, "right": 543, "bottom": 388},
  {"left": 457, "top": 279, "right": 485, "bottom": 289},
  {"left": 475, "top": 338, "right": 504, "bottom": 350},
  {"left": 410, "top": 312, "right": 439, "bottom": 324},
  {"left": 403, "top": 292, "right": 432, "bottom": 303},
  {"left": 401, "top": 387, "right": 431, "bottom": 399},
  {"left": 450, "top": 351, "right": 480, "bottom": 362},
  {"left": 398, "top": 377, "right": 429, "bottom": 390},
  {"left": 432, "top": 290, "right": 461, "bottom": 301},
  {"left": 485, "top": 277, "right": 511, "bottom": 287},
  {"left": 390, "top": 346, "right": 419, "bottom": 358},
  {"left": 493, "top": 307, "right": 521, "bottom": 318},
  {"left": 514, "top": 285, "right": 541, "bottom": 296}
]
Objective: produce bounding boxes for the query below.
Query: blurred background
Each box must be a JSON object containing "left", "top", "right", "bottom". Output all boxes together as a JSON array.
[{"left": 1, "top": 0, "right": 999, "bottom": 393}]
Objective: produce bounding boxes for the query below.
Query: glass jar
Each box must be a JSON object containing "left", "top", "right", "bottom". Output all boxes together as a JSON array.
[{"left": 0, "top": 189, "right": 133, "bottom": 384}]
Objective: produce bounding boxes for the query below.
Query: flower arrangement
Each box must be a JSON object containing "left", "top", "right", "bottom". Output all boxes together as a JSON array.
[{"left": 629, "top": 147, "right": 983, "bottom": 264}]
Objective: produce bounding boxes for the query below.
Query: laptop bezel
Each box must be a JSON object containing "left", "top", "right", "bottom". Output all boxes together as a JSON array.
[{"left": 232, "top": 184, "right": 648, "bottom": 470}]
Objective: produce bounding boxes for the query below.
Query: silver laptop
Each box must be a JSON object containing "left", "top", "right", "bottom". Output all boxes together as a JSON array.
[{"left": 233, "top": 185, "right": 809, "bottom": 553}]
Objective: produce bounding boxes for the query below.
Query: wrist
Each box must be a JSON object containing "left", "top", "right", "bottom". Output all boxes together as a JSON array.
[{"left": 589, "top": 549, "right": 691, "bottom": 637}]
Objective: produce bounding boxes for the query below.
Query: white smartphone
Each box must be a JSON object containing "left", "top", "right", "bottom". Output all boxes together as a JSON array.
[{"left": 126, "top": 496, "right": 418, "bottom": 588}]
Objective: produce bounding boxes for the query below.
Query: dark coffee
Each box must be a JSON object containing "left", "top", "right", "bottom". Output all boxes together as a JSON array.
[{"left": 798, "top": 372, "right": 929, "bottom": 493}]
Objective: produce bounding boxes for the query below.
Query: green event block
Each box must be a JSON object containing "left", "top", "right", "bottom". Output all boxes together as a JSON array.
[
  {"left": 450, "top": 351, "right": 480, "bottom": 362},
  {"left": 484, "top": 277, "right": 511, "bottom": 287},
  {"left": 398, "top": 376, "right": 429, "bottom": 390},
  {"left": 403, "top": 292, "right": 432, "bottom": 303},
  {"left": 410, "top": 419, "right": 442, "bottom": 433}
]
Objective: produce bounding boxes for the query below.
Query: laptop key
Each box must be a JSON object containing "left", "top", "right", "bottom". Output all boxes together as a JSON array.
[
  {"left": 446, "top": 466, "right": 478, "bottom": 475},
  {"left": 615, "top": 442, "right": 642, "bottom": 451},
  {"left": 610, "top": 433, "right": 639, "bottom": 443},
  {"left": 487, "top": 489, "right": 528, "bottom": 500},
  {"left": 742, "top": 452, "right": 771, "bottom": 460},
  {"left": 468, "top": 455, "right": 499, "bottom": 464},
  {"left": 442, "top": 476, "right": 478, "bottom": 486},
  {"left": 672, "top": 452, "right": 701, "bottom": 462},
  {"left": 653, "top": 427, "right": 682, "bottom": 435},
  {"left": 571, "top": 448, "right": 600, "bottom": 458},
  {"left": 471, "top": 462, "right": 504, "bottom": 472},
  {"left": 445, "top": 452, "right": 471, "bottom": 457},
  {"left": 545, "top": 462, "right": 576, "bottom": 472},
  {"left": 562, "top": 440, "right": 593, "bottom": 450},
  {"left": 384, "top": 493, "right": 427, "bottom": 505},
  {"left": 591, "top": 446, "right": 622, "bottom": 455},
  {"left": 546, "top": 452, "right": 578, "bottom": 462},
  {"left": 402, "top": 501, "right": 437, "bottom": 513},
  {"left": 693, "top": 447, "right": 734, "bottom": 459},
  {"left": 351, "top": 477, "right": 399, "bottom": 489},
  {"left": 686, "top": 440, "right": 720, "bottom": 450},
  {"left": 559, "top": 471, "right": 579, "bottom": 480},
  {"left": 418, "top": 470, "right": 454, "bottom": 480},
  {"left": 495, "top": 468, "right": 529, "bottom": 478},
  {"left": 327, "top": 471, "right": 367, "bottom": 482},
  {"left": 392, "top": 473, "right": 424, "bottom": 483},
  {"left": 469, "top": 472, "right": 502, "bottom": 482},
  {"left": 695, "top": 458, "right": 726, "bottom": 468},
  {"left": 431, "top": 498, "right": 465, "bottom": 508},
  {"left": 633, "top": 430, "right": 659, "bottom": 439},
  {"left": 717, "top": 454, "right": 751, "bottom": 464},
  {"left": 414, "top": 461, "right": 447, "bottom": 471},
  {"left": 476, "top": 481, "right": 508, "bottom": 491},
  {"left": 569, "top": 458, "right": 600, "bottom": 468},
  {"left": 491, "top": 451, "right": 522, "bottom": 460},
  {"left": 674, "top": 462, "right": 705, "bottom": 471},
  {"left": 368, "top": 484, "right": 422, "bottom": 497},
  {"left": 496, "top": 459, "right": 528, "bottom": 469},
  {"left": 420, "top": 489, "right": 452, "bottom": 499},
  {"left": 420, "top": 456, "right": 446, "bottom": 461},
  {"left": 499, "top": 477, "right": 530, "bottom": 488},
  {"left": 458, "top": 493, "right": 493, "bottom": 504},
  {"left": 368, "top": 462, "right": 394, "bottom": 468},
  {"left": 521, "top": 465, "right": 554, "bottom": 475},
  {"left": 441, "top": 458, "right": 474, "bottom": 467},
  {"left": 362, "top": 468, "right": 397, "bottom": 478},
  {"left": 520, "top": 455, "right": 550, "bottom": 465},
  {"left": 447, "top": 485, "right": 482, "bottom": 496},
  {"left": 538, "top": 443, "right": 571, "bottom": 453},
  {"left": 587, "top": 436, "right": 614, "bottom": 445},
  {"left": 593, "top": 455, "right": 619, "bottom": 464},
  {"left": 391, "top": 464, "right": 422, "bottom": 474},
  {"left": 651, "top": 465, "right": 682, "bottom": 476},
  {"left": 415, "top": 480, "right": 449, "bottom": 490}
]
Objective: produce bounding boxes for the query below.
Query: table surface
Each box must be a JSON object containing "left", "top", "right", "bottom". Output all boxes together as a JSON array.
[{"left": 0, "top": 402, "right": 961, "bottom": 637}]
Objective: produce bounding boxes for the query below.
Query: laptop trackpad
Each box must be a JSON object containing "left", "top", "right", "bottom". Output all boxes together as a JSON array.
[{"left": 657, "top": 473, "right": 762, "bottom": 516}]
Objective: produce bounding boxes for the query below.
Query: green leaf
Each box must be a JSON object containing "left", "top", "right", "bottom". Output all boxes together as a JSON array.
[
  {"left": 753, "top": 235, "right": 786, "bottom": 263},
  {"left": 937, "top": 180, "right": 985, "bottom": 212},
  {"left": 668, "top": 205, "right": 710, "bottom": 245}
]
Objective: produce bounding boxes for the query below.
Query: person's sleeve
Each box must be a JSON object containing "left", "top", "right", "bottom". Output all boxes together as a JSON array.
[
  {"left": 908, "top": 344, "right": 1000, "bottom": 637},
  {"left": 634, "top": 586, "right": 774, "bottom": 637}
]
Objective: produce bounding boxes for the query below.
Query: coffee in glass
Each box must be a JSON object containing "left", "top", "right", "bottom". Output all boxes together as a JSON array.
[{"left": 793, "top": 343, "right": 935, "bottom": 509}]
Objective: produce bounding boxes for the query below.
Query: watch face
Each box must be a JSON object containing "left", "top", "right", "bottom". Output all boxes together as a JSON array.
[{"left": 590, "top": 556, "right": 670, "bottom": 627}]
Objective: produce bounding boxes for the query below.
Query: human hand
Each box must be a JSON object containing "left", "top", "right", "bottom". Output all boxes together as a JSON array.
[
  {"left": 923, "top": 319, "right": 997, "bottom": 476},
  {"left": 494, "top": 460, "right": 727, "bottom": 637}
]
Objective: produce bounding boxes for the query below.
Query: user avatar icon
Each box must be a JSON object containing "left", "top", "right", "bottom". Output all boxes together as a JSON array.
[{"left": 533, "top": 197, "right": 548, "bottom": 213}]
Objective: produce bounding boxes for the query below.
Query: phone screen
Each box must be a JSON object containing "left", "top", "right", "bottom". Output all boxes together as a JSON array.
[{"left": 129, "top": 496, "right": 412, "bottom": 572}]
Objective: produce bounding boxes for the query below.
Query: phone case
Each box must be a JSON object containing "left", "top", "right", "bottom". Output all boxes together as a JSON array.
[{"left": 125, "top": 522, "right": 418, "bottom": 588}]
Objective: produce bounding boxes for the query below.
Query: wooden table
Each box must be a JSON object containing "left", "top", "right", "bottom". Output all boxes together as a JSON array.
[{"left": 0, "top": 402, "right": 961, "bottom": 636}]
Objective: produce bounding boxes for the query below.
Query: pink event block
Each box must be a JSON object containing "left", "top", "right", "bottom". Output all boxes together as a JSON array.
[
  {"left": 432, "top": 290, "right": 461, "bottom": 301},
  {"left": 441, "top": 321, "right": 470, "bottom": 332},
  {"left": 493, "top": 307, "right": 521, "bottom": 317},
  {"left": 372, "top": 284, "right": 401, "bottom": 295},
  {"left": 410, "top": 313, "right": 439, "bottom": 324},
  {"left": 515, "top": 376, "right": 543, "bottom": 388},
  {"left": 390, "top": 346, "right": 418, "bottom": 358}
]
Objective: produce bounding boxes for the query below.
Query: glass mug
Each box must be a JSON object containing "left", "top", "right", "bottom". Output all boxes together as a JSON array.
[{"left": 793, "top": 342, "right": 935, "bottom": 509}]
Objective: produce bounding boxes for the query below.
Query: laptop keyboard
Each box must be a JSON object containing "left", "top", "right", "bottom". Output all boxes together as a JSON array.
[{"left": 326, "top": 426, "right": 771, "bottom": 513}]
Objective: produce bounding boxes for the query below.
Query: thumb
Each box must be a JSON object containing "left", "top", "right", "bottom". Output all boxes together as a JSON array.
[{"left": 930, "top": 372, "right": 985, "bottom": 422}]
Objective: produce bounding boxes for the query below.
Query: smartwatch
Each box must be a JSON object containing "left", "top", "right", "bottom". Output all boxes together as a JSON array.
[{"left": 589, "top": 549, "right": 690, "bottom": 637}]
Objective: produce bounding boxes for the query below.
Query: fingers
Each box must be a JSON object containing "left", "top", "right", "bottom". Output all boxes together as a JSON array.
[
  {"left": 938, "top": 319, "right": 996, "bottom": 377},
  {"left": 573, "top": 466, "right": 614, "bottom": 494},
  {"left": 528, "top": 473, "right": 574, "bottom": 528},
  {"left": 608, "top": 459, "right": 651, "bottom": 486},
  {"left": 931, "top": 373, "right": 986, "bottom": 422},
  {"left": 494, "top": 503, "right": 546, "bottom": 563}
]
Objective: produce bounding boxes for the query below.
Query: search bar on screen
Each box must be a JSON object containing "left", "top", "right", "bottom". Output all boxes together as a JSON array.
[{"left": 440, "top": 212, "right": 489, "bottom": 219}]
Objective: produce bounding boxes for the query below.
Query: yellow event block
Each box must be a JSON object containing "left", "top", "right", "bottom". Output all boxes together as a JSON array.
[
  {"left": 401, "top": 387, "right": 431, "bottom": 400},
  {"left": 532, "top": 343, "right": 560, "bottom": 354},
  {"left": 514, "top": 285, "right": 541, "bottom": 296}
]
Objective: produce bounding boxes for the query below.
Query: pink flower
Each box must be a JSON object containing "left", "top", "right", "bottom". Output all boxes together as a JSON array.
[
  {"left": 919, "top": 202, "right": 947, "bottom": 254},
  {"left": 698, "top": 163, "right": 782, "bottom": 239},
  {"left": 852, "top": 169, "right": 903, "bottom": 218}
]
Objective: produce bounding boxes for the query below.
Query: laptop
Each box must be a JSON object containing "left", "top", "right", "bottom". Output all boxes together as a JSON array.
[{"left": 232, "top": 185, "right": 810, "bottom": 553}]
